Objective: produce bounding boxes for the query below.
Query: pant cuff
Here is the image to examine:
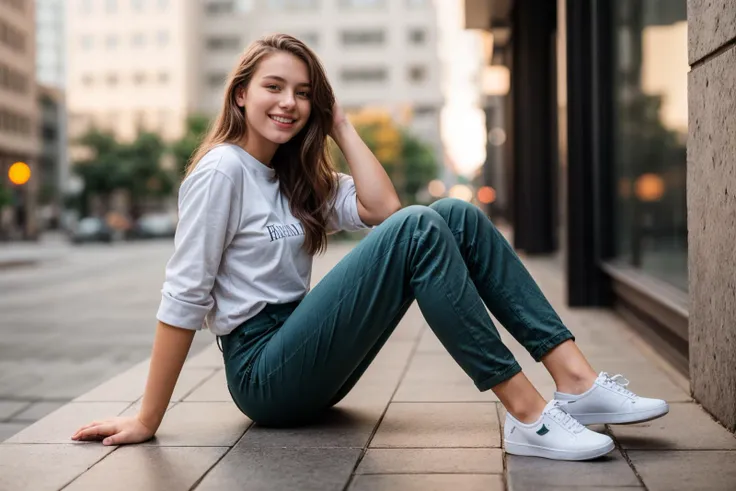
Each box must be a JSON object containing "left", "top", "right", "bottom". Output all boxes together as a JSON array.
[
  {"left": 530, "top": 330, "right": 575, "bottom": 362},
  {"left": 476, "top": 361, "right": 523, "bottom": 392}
]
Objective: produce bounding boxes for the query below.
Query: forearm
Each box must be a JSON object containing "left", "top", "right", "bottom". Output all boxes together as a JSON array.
[
  {"left": 137, "top": 321, "right": 195, "bottom": 432},
  {"left": 332, "top": 121, "right": 401, "bottom": 222}
]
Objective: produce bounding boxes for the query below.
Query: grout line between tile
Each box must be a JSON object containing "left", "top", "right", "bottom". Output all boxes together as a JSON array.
[
  {"left": 605, "top": 425, "right": 650, "bottom": 491},
  {"left": 189, "top": 422, "right": 254, "bottom": 491},
  {"left": 342, "top": 320, "right": 426, "bottom": 491}
]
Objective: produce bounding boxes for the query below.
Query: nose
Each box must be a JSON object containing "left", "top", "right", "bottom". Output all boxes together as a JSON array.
[{"left": 279, "top": 91, "right": 297, "bottom": 110}]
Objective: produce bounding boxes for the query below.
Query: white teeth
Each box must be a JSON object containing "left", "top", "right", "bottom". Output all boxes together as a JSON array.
[{"left": 271, "top": 116, "right": 295, "bottom": 124}]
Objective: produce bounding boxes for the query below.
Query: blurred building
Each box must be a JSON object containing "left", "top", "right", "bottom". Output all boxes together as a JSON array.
[
  {"left": 37, "top": 84, "right": 63, "bottom": 227},
  {"left": 0, "top": 0, "right": 39, "bottom": 240},
  {"left": 65, "top": 0, "right": 194, "bottom": 143},
  {"left": 65, "top": 0, "right": 443, "bottom": 156},
  {"left": 196, "top": 0, "right": 444, "bottom": 160},
  {"left": 464, "top": 0, "right": 736, "bottom": 433},
  {"left": 36, "top": 0, "right": 67, "bottom": 228}
]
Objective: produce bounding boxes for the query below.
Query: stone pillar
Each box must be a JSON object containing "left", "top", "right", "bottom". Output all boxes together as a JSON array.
[{"left": 687, "top": 1, "right": 736, "bottom": 432}]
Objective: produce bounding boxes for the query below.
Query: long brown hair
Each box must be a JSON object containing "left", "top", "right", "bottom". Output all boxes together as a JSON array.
[{"left": 186, "top": 34, "right": 337, "bottom": 255}]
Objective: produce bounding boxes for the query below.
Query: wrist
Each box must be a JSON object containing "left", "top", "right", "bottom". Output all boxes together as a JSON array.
[
  {"left": 136, "top": 412, "right": 160, "bottom": 434},
  {"left": 331, "top": 119, "right": 354, "bottom": 143}
]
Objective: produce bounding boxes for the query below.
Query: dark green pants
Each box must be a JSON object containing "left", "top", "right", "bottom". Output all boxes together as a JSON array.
[{"left": 221, "top": 198, "right": 573, "bottom": 426}]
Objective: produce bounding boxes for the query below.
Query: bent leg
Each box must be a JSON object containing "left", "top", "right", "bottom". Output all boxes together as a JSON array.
[
  {"left": 429, "top": 198, "right": 574, "bottom": 361},
  {"left": 227, "top": 205, "right": 521, "bottom": 426}
]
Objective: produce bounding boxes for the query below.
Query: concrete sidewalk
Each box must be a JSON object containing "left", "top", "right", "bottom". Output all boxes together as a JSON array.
[
  {"left": 1, "top": 243, "right": 735, "bottom": 490},
  {"left": 0, "top": 232, "right": 69, "bottom": 270}
]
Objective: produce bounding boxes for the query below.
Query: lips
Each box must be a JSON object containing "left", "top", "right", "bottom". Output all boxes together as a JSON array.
[{"left": 269, "top": 115, "right": 296, "bottom": 124}]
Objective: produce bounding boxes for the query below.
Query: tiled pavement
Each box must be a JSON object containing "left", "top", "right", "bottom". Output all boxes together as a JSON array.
[{"left": 2, "top": 243, "right": 735, "bottom": 490}]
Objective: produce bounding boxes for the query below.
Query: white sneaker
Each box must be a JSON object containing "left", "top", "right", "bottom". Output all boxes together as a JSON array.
[
  {"left": 504, "top": 400, "right": 615, "bottom": 461},
  {"left": 554, "top": 372, "right": 670, "bottom": 425}
]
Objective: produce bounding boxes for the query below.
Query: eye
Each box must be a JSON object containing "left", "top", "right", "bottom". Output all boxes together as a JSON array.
[
  {"left": 296, "top": 90, "right": 310, "bottom": 98},
  {"left": 266, "top": 84, "right": 280, "bottom": 91}
]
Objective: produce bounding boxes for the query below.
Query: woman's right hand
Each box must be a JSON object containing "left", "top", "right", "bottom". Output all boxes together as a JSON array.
[{"left": 71, "top": 415, "right": 155, "bottom": 446}]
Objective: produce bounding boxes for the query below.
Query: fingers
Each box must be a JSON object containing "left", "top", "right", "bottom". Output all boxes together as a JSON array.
[
  {"left": 72, "top": 423, "right": 117, "bottom": 442},
  {"left": 102, "top": 432, "right": 126, "bottom": 446},
  {"left": 73, "top": 420, "right": 103, "bottom": 435}
]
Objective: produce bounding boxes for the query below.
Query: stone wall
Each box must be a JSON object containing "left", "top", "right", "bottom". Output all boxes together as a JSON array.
[{"left": 687, "top": 0, "right": 736, "bottom": 432}]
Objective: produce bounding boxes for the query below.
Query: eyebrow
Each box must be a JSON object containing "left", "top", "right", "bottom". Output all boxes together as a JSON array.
[{"left": 262, "top": 75, "right": 311, "bottom": 87}]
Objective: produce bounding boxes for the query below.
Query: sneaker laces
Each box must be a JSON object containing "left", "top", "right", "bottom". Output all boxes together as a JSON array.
[
  {"left": 547, "top": 402, "right": 586, "bottom": 434},
  {"left": 600, "top": 372, "right": 637, "bottom": 398}
]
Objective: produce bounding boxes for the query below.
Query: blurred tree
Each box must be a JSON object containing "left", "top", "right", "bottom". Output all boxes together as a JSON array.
[
  {"left": 331, "top": 110, "right": 437, "bottom": 205},
  {"left": 0, "top": 180, "right": 12, "bottom": 208},
  {"left": 73, "top": 128, "right": 175, "bottom": 217},
  {"left": 170, "top": 115, "right": 211, "bottom": 176}
]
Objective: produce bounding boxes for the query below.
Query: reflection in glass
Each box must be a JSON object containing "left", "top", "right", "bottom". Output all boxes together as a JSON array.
[{"left": 612, "top": 0, "right": 688, "bottom": 291}]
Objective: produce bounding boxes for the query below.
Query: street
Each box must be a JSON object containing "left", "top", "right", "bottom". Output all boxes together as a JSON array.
[{"left": 0, "top": 238, "right": 215, "bottom": 440}]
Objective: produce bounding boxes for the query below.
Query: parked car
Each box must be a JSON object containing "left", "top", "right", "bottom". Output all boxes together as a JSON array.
[
  {"left": 131, "top": 213, "right": 177, "bottom": 239},
  {"left": 70, "top": 217, "right": 113, "bottom": 244}
]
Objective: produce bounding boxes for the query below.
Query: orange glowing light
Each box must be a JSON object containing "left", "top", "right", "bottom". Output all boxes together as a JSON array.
[
  {"left": 477, "top": 186, "right": 496, "bottom": 204},
  {"left": 635, "top": 173, "right": 665, "bottom": 202},
  {"left": 8, "top": 162, "right": 31, "bottom": 185}
]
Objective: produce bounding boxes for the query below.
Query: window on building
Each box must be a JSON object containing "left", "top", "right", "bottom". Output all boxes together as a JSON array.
[
  {"left": 339, "top": 0, "right": 384, "bottom": 8},
  {"left": 408, "top": 65, "right": 427, "bottom": 83},
  {"left": 2, "top": 0, "right": 25, "bottom": 12},
  {"left": 158, "top": 72, "right": 169, "bottom": 84},
  {"left": 132, "top": 33, "right": 145, "bottom": 47},
  {"left": 408, "top": 28, "right": 426, "bottom": 45},
  {"left": 268, "top": 0, "right": 318, "bottom": 9},
  {"left": 81, "top": 74, "right": 94, "bottom": 86},
  {"left": 105, "top": 0, "right": 117, "bottom": 13},
  {"left": 80, "top": 0, "right": 93, "bottom": 14},
  {"left": 340, "top": 67, "right": 387, "bottom": 83},
  {"left": 206, "top": 36, "right": 240, "bottom": 50},
  {"left": 611, "top": 0, "right": 688, "bottom": 291},
  {"left": 106, "top": 74, "right": 119, "bottom": 86},
  {"left": 133, "top": 73, "right": 146, "bottom": 85},
  {"left": 412, "top": 105, "right": 435, "bottom": 117},
  {"left": 0, "top": 107, "right": 32, "bottom": 135},
  {"left": 131, "top": 0, "right": 144, "bottom": 11},
  {"left": 207, "top": 72, "right": 227, "bottom": 88},
  {"left": 341, "top": 30, "right": 385, "bottom": 46},
  {"left": 157, "top": 31, "right": 169, "bottom": 46},
  {"left": 0, "top": 19, "right": 26, "bottom": 52},
  {"left": 235, "top": 0, "right": 255, "bottom": 12},
  {"left": 80, "top": 35, "right": 93, "bottom": 50},
  {"left": 297, "top": 32, "right": 319, "bottom": 47},
  {"left": 105, "top": 35, "right": 118, "bottom": 49},
  {"left": 206, "top": 1, "right": 235, "bottom": 14},
  {"left": 0, "top": 63, "right": 28, "bottom": 94}
]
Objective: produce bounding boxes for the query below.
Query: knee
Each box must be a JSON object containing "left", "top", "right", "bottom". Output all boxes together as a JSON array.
[
  {"left": 429, "top": 198, "right": 485, "bottom": 223},
  {"left": 379, "top": 204, "right": 447, "bottom": 238},
  {"left": 391, "top": 204, "right": 445, "bottom": 228}
]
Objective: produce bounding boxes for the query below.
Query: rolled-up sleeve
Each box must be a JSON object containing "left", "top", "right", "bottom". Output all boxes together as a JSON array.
[
  {"left": 327, "top": 173, "right": 371, "bottom": 233},
  {"left": 156, "top": 165, "right": 241, "bottom": 330}
]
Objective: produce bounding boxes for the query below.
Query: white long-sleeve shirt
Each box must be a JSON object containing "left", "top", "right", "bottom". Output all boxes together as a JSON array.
[{"left": 156, "top": 143, "right": 369, "bottom": 336}]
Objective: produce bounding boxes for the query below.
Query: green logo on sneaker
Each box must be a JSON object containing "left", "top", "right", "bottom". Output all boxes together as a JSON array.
[{"left": 536, "top": 424, "right": 550, "bottom": 436}]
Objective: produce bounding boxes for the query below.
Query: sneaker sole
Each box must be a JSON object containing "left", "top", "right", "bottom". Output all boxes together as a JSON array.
[
  {"left": 570, "top": 404, "right": 670, "bottom": 425},
  {"left": 504, "top": 439, "right": 615, "bottom": 461}
]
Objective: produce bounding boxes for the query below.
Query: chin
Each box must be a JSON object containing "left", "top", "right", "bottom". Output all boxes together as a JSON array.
[{"left": 267, "top": 132, "right": 296, "bottom": 145}]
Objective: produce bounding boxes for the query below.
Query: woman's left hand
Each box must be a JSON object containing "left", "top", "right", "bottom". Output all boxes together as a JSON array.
[{"left": 330, "top": 101, "right": 349, "bottom": 138}]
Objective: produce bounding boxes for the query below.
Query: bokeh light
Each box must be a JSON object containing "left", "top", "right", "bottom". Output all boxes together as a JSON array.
[
  {"left": 448, "top": 184, "right": 474, "bottom": 202},
  {"left": 477, "top": 186, "right": 496, "bottom": 204},
  {"left": 635, "top": 173, "right": 665, "bottom": 202},
  {"left": 428, "top": 179, "right": 446, "bottom": 198},
  {"left": 8, "top": 162, "right": 31, "bottom": 185}
]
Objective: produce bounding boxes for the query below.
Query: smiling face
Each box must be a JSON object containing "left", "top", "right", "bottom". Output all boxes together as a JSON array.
[{"left": 235, "top": 51, "right": 312, "bottom": 163}]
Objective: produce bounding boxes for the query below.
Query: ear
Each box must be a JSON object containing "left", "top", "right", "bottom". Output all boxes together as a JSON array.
[{"left": 235, "top": 85, "right": 247, "bottom": 108}]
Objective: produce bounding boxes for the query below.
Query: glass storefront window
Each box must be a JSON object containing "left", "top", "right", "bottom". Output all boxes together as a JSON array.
[{"left": 612, "top": 0, "right": 688, "bottom": 291}]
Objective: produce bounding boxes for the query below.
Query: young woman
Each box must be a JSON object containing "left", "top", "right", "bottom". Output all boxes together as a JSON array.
[{"left": 72, "top": 34, "right": 668, "bottom": 461}]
